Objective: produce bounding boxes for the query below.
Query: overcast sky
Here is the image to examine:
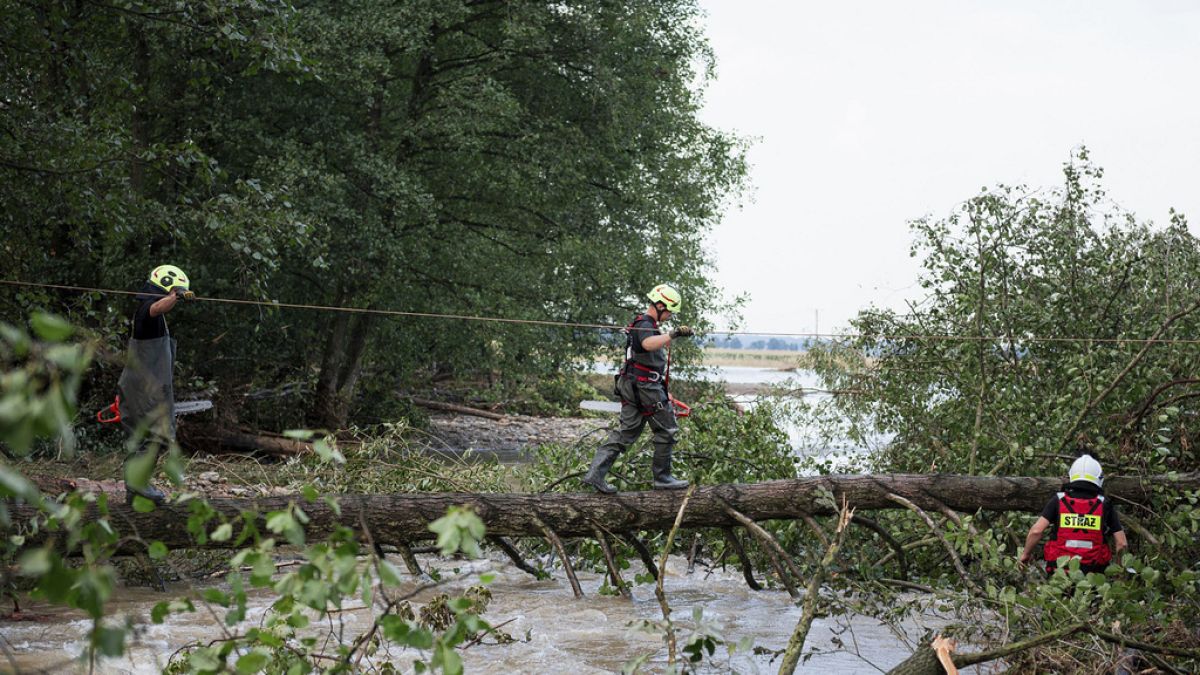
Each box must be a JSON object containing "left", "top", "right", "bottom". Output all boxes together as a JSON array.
[{"left": 698, "top": 0, "right": 1200, "bottom": 335}]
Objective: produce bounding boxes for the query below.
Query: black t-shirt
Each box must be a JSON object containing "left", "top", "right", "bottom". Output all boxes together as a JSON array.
[
  {"left": 628, "top": 315, "right": 666, "bottom": 373},
  {"left": 1040, "top": 482, "right": 1123, "bottom": 538},
  {"left": 131, "top": 284, "right": 167, "bottom": 340}
]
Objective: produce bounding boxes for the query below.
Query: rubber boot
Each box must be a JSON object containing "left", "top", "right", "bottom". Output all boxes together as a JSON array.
[
  {"left": 651, "top": 445, "right": 688, "bottom": 490},
  {"left": 582, "top": 447, "right": 620, "bottom": 494},
  {"left": 125, "top": 484, "right": 166, "bottom": 506}
]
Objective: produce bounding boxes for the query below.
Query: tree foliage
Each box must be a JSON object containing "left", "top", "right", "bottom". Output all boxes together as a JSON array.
[
  {"left": 1, "top": 0, "right": 746, "bottom": 429},
  {"left": 809, "top": 149, "right": 1200, "bottom": 477},
  {"left": 799, "top": 151, "right": 1200, "bottom": 670}
]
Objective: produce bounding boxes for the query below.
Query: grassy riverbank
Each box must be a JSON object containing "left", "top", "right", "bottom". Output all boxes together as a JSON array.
[{"left": 700, "top": 348, "right": 811, "bottom": 369}]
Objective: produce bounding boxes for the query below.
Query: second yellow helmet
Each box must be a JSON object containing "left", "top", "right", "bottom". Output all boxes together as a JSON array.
[
  {"left": 647, "top": 284, "right": 681, "bottom": 313},
  {"left": 149, "top": 265, "right": 190, "bottom": 293}
]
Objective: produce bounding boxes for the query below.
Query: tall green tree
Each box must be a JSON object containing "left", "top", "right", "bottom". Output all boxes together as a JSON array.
[
  {"left": 2, "top": 0, "right": 746, "bottom": 430},
  {"left": 810, "top": 150, "right": 1200, "bottom": 477}
]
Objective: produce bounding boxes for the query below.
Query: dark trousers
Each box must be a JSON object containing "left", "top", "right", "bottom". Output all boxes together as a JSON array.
[{"left": 586, "top": 376, "right": 681, "bottom": 483}]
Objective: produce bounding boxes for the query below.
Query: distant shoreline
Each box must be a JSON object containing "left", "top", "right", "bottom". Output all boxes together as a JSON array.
[{"left": 701, "top": 347, "right": 813, "bottom": 369}]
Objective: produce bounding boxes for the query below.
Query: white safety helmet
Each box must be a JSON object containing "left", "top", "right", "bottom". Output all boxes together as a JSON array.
[{"left": 1068, "top": 454, "right": 1104, "bottom": 487}]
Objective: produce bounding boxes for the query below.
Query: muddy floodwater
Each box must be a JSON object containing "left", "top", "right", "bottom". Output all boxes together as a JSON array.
[
  {"left": 3, "top": 552, "right": 970, "bottom": 674},
  {"left": 4, "top": 366, "right": 966, "bottom": 673}
]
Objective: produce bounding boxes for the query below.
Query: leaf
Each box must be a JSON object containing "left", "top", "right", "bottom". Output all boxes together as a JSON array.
[
  {"left": 18, "top": 548, "right": 52, "bottom": 576},
  {"left": 211, "top": 523, "right": 234, "bottom": 542},
  {"left": 189, "top": 647, "right": 222, "bottom": 671},
  {"left": 124, "top": 450, "right": 158, "bottom": 490},
  {"left": 151, "top": 601, "right": 171, "bottom": 624},
  {"left": 266, "top": 510, "right": 294, "bottom": 534},
  {"left": 236, "top": 651, "right": 269, "bottom": 674},
  {"left": 0, "top": 465, "right": 40, "bottom": 502},
  {"left": 30, "top": 312, "right": 72, "bottom": 342},
  {"left": 93, "top": 625, "right": 125, "bottom": 657},
  {"left": 437, "top": 643, "right": 463, "bottom": 675},
  {"left": 202, "top": 588, "right": 230, "bottom": 606},
  {"left": 148, "top": 541, "right": 168, "bottom": 559},
  {"left": 164, "top": 448, "right": 186, "bottom": 485},
  {"left": 429, "top": 506, "right": 486, "bottom": 558},
  {"left": 377, "top": 559, "right": 404, "bottom": 587},
  {"left": 132, "top": 495, "right": 157, "bottom": 513},
  {"left": 0, "top": 322, "right": 28, "bottom": 350}
]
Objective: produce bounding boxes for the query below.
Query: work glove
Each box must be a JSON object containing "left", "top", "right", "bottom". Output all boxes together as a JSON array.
[
  {"left": 670, "top": 325, "right": 694, "bottom": 339},
  {"left": 174, "top": 288, "right": 195, "bottom": 301}
]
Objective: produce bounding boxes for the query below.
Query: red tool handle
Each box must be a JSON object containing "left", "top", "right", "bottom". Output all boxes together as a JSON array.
[
  {"left": 96, "top": 395, "right": 121, "bottom": 424},
  {"left": 670, "top": 395, "right": 691, "bottom": 418},
  {"left": 665, "top": 342, "right": 691, "bottom": 417}
]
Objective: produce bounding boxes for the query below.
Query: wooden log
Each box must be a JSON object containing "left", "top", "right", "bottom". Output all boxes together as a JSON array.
[
  {"left": 724, "top": 505, "right": 802, "bottom": 598},
  {"left": 779, "top": 503, "right": 853, "bottom": 675},
  {"left": 488, "top": 535, "right": 540, "bottom": 577},
  {"left": 397, "top": 543, "right": 423, "bottom": 576},
  {"left": 535, "top": 517, "right": 582, "bottom": 598},
  {"left": 888, "top": 622, "right": 1200, "bottom": 674},
  {"left": 410, "top": 397, "right": 505, "bottom": 421},
  {"left": 7, "top": 473, "right": 1198, "bottom": 553},
  {"left": 851, "top": 515, "right": 909, "bottom": 581},
  {"left": 591, "top": 525, "right": 630, "bottom": 598},
  {"left": 621, "top": 532, "right": 659, "bottom": 581},
  {"left": 180, "top": 425, "right": 313, "bottom": 457},
  {"left": 722, "top": 527, "right": 762, "bottom": 591}
]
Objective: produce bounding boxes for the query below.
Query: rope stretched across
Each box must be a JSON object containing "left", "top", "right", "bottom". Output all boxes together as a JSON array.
[{"left": 5, "top": 278, "right": 1200, "bottom": 345}]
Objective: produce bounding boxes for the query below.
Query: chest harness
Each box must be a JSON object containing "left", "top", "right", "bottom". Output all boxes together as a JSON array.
[
  {"left": 616, "top": 314, "right": 692, "bottom": 418},
  {"left": 1043, "top": 492, "right": 1111, "bottom": 566}
]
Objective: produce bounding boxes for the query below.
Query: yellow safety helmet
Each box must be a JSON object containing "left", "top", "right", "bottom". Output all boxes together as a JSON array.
[
  {"left": 647, "top": 284, "right": 681, "bottom": 313},
  {"left": 149, "top": 264, "right": 191, "bottom": 293}
]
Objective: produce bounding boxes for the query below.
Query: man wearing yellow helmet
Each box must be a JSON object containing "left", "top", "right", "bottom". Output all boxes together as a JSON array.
[
  {"left": 134, "top": 264, "right": 192, "bottom": 339},
  {"left": 582, "top": 284, "right": 694, "bottom": 493},
  {"left": 118, "top": 264, "right": 193, "bottom": 505}
]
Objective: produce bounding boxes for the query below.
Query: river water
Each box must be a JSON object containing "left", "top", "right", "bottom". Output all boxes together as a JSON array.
[
  {"left": 4, "top": 552, "right": 953, "bottom": 674},
  {"left": 2, "top": 365, "right": 960, "bottom": 674}
]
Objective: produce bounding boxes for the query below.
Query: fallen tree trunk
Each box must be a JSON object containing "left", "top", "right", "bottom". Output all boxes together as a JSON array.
[
  {"left": 887, "top": 623, "right": 1200, "bottom": 674},
  {"left": 180, "top": 424, "right": 314, "bottom": 457},
  {"left": 410, "top": 397, "right": 505, "bottom": 421},
  {"left": 7, "top": 473, "right": 1198, "bottom": 552}
]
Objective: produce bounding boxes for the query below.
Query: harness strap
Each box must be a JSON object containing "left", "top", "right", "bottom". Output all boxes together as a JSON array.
[{"left": 627, "top": 362, "right": 662, "bottom": 383}]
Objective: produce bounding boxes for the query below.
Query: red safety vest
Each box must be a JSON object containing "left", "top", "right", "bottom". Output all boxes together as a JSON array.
[{"left": 1043, "top": 492, "right": 1111, "bottom": 566}]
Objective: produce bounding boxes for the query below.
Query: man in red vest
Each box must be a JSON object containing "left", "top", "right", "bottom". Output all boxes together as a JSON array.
[{"left": 1019, "top": 452, "right": 1128, "bottom": 575}]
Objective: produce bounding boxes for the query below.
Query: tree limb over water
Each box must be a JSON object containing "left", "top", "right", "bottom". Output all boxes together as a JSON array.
[{"left": 9, "top": 473, "right": 1197, "bottom": 552}]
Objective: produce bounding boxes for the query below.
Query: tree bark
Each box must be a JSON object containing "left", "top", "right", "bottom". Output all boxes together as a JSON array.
[
  {"left": 311, "top": 287, "right": 351, "bottom": 428},
  {"left": 310, "top": 297, "right": 376, "bottom": 429},
  {"left": 179, "top": 424, "right": 314, "bottom": 457},
  {"left": 410, "top": 398, "right": 505, "bottom": 421},
  {"left": 8, "top": 473, "right": 1197, "bottom": 553},
  {"left": 129, "top": 23, "right": 150, "bottom": 195}
]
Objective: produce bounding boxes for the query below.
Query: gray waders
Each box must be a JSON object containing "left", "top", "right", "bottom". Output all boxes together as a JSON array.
[
  {"left": 117, "top": 332, "right": 176, "bottom": 504},
  {"left": 582, "top": 372, "right": 688, "bottom": 494}
]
